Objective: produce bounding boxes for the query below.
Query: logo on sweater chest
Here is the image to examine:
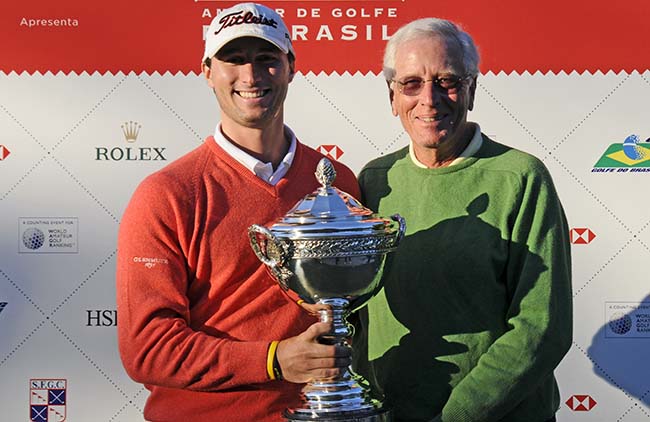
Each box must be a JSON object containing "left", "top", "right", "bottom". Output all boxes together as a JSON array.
[
  {"left": 133, "top": 256, "right": 169, "bottom": 269},
  {"left": 94, "top": 121, "right": 167, "bottom": 162},
  {"left": 30, "top": 379, "right": 67, "bottom": 421}
]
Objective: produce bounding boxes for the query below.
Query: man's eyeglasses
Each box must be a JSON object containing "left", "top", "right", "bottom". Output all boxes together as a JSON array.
[{"left": 391, "top": 75, "right": 471, "bottom": 96}]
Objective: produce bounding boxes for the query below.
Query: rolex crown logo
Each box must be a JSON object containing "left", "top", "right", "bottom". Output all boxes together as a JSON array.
[{"left": 121, "top": 121, "right": 141, "bottom": 143}]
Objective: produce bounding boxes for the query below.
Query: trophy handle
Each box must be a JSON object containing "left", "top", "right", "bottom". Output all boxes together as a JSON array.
[
  {"left": 248, "top": 224, "right": 286, "bottom": 267},
  {"left": 391, "top": 214, "right": 406, "bottom": 246}
]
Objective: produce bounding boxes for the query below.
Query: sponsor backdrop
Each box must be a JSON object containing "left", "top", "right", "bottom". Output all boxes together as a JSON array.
[{"left": 1, "top": 0, "right": 650, "bottom": 420}]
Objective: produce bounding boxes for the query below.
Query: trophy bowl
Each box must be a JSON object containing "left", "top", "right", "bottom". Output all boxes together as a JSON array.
[{"left": 249, "top": 158, "right": 405, "bottom": 422}]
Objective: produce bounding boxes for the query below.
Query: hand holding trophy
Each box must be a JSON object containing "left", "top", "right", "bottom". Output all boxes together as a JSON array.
[{"left": 249, "top": 158, "right": 405, "bottom": 422}]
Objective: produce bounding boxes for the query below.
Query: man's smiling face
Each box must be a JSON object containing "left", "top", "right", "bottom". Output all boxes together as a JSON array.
[{"left": 203, "top": 36, "right": 294, "bottom": 131}]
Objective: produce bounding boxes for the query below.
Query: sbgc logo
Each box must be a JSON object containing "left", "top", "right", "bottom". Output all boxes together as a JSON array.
[{"left": 30, "top": 379, "right": 66, "bottom": 421}]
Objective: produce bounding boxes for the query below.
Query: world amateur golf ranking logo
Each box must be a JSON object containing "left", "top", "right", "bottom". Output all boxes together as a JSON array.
[
  {"left": 593, "top": 134, "right": 650, "bottom": 172},
  {"left": 605, "top": 302, "right": 650, "bottom": 338}
]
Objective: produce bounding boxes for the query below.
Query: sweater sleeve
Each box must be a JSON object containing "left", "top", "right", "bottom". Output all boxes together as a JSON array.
[
  {"left": 439, "top": 163, "right": 573, "bottom": 421},
  {"left": 116, "top": 173, "right": 271, "bottom": 392}
]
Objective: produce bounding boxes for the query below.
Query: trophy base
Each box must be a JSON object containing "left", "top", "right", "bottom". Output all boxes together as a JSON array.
[{"left": 283, "top": 407, "right": 392, "bottom": 422}]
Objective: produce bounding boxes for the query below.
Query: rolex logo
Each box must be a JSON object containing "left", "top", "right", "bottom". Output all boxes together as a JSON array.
[
  {"left": 0, "top": 302, "right": 6, "bottom": 315},
  {"left": 95, "top": 121, "right": 166, "bottom": 161},
  {"left": 121, "top": 121, "right": 141, "bottom": 143}
]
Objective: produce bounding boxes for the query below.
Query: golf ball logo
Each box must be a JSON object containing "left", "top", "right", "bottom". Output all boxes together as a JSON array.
[
  {"left": 22, "top": 228, "right": 45, "bottom": 250},
  {"left": 608, "top": 312, "right": 632, "bottom": 335}
]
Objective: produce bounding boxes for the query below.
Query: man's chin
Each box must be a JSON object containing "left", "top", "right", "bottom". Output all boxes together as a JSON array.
[
  {"left": 423, "top": 135, "right": 449, "bottom": 149},
  {"left": 237, "top": 114, "right": 274, "bottom": 129}
]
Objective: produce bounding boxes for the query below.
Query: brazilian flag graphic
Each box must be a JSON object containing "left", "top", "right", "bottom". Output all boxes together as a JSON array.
[{"left": 594, "top": 135, "right": 650, "bottom": 168}]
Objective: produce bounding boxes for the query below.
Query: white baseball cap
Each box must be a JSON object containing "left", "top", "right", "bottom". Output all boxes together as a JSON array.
[{"left": 203, "top": 3, "right": 294, "bottom": 61}]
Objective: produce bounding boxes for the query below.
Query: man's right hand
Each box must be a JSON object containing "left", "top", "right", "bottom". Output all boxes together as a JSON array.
[{"left": 276, "top": 322, "right": 352, "bottom": 383}]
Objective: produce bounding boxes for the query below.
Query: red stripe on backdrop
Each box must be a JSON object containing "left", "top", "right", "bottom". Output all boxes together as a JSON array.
[{"left": 1, "top": 0, "right": 649, "bottom": 75}]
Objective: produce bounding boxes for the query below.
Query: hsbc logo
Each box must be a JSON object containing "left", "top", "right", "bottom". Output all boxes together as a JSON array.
[
  {"left": 0, "top": 145, "right": 11, "bottom": 160},
  {"left": 86, "top": 309, "right": 117, "bottom": 326},
  {"left": 570, "top": 228, "right": 596, "bottom": 244},
  {"left": 317, "top": 144, "right": 344, "bottom": 161},
  {"left": 565, "top": 394, "right": 597, "bottom": 411}
]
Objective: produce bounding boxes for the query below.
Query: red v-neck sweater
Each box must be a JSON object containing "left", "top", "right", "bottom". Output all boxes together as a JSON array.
[{"left": 117, "top": 137, "right": 360, "bottom": 422}]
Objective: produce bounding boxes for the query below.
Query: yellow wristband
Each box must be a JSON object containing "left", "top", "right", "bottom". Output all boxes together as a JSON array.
[{"left": 267, "top": 340, "right": 280, "bottom": 380}]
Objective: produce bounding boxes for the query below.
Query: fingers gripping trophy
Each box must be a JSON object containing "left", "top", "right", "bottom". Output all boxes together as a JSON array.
[{"left": 249, "top": 158, "right": 405, "bottom": 422}]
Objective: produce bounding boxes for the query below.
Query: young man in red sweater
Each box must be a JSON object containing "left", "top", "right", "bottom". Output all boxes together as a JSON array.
[{"left": 116, "top": 3, "right": 359, "bottom": 421}]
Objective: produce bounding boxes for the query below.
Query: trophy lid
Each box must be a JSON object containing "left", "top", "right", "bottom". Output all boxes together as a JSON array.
[{"left": 268, "top": 158, "right": 398, "bottom": 239}]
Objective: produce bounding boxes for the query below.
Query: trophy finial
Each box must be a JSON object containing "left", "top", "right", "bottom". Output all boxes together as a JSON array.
[{"left": 315, "top": 158, "right": 336, "bottom": 188}]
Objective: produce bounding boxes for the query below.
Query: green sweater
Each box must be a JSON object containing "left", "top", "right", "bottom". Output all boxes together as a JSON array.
[{"left": 353, "top": 135, "right": 572, "bottom": 422}]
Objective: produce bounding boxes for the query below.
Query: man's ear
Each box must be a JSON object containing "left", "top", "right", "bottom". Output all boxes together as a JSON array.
[
  {"left": 467, "top": 76, "right": 477, "bottom": 111},
  {"left": 387, "top": 81, "right": 397, "bottom": 116},
  {"left": 202, "top": 62, "right": 214, "bottom": 89},
  {"left": 288, "top": 60, "right": 296, "bottom": 83}
]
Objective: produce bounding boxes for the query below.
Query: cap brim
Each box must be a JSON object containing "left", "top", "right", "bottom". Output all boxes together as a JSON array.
[{"left": 204, "top": 35, "right": 291, "bottom": 62}]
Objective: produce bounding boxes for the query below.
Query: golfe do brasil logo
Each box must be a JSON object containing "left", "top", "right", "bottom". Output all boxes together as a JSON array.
[{"left": 593, "top": 134, "right": 650, "bottom": 172}]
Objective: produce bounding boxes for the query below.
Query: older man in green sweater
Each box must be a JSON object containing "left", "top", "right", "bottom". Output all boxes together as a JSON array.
[{"left": 352, "top": 17, "right": 573, "bottom": 422}]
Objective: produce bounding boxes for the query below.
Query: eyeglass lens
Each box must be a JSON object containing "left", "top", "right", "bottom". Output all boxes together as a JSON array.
[{"left": 397, "top": 76, "right": 463, "bottom": 96}]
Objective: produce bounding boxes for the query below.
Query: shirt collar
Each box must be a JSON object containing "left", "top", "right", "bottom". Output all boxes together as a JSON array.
[{"left": 213, "top": 124, "right": 297, "bottom": 185}]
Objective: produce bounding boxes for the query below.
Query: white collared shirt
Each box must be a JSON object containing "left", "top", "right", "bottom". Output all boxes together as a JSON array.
[
  {"left": 409, "top": 123, "right": 483, "bottom": 168},
  {"left": 214, "top": 124, "right": 297, "bottom": 186}
]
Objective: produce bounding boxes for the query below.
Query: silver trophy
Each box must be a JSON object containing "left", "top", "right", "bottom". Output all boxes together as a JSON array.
[{"left": 249, "top": 158, "right": 405, "bottom": 422}]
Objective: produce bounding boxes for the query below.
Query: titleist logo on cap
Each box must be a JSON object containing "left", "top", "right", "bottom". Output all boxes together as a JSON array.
[{"left": 214, "top": 11, "right": 278, "bottom": 35}]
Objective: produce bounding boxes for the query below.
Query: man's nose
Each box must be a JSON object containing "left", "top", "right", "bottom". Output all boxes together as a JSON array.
[
  {"left": 238, "top": 62, "right": 260, "bottom": 84},
  {"left": 419, "top": 81, "right": 442, "bottom": 105}
]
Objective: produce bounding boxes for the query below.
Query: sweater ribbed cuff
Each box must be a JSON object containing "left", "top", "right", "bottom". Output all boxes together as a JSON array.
[{"left": 224, "top": 340, "right": 273, "bottom": 385}]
